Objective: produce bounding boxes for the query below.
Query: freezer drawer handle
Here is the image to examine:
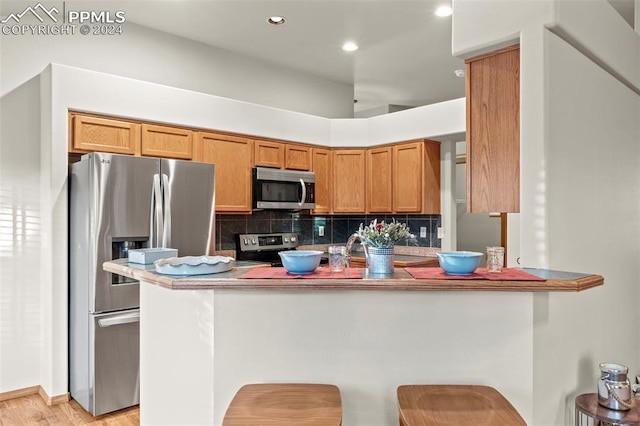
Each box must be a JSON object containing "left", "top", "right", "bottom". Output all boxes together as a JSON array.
[{"left": 98, "top": 312, "right": 140, "bottom": 327}]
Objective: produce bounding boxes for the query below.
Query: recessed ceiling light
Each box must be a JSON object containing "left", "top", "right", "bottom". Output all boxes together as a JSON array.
[
  {"left": 267, "top": 16, "right": 286, "bottom": 25},
  {"left": 435, "top": 5, "right": 452, "bottom": 17},
  {"left": 342, "top": 41, "right": 358, "bottom": 52}
]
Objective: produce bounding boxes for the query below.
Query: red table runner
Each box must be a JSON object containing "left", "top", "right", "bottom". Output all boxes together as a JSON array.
[
  {"left": 404, "top": 267, "right": 546, "bottom": 281},
  {"left": 241, "top": 267, "right": 363, "bottom": 279}
]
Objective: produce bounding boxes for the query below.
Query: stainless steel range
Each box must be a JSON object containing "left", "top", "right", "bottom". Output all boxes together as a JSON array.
[{"left": 235, "top": 232, "right": 299, "bottom": 266}]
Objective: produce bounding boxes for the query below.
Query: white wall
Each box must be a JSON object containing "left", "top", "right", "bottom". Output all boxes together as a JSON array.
[
  {"left": 537, "top": 30, "right": 639, "bottom": 425},
  {"left": 0, "top": 77, "right": 43, "bottom": 392},
  {"left": 453, "top": 1, "right": 640, "bottom": 425},
  {"left": 0, "top": 20, "right": 354, "bottom": 119},
  {"left": 329, "top": 97, "right": 466, "bottom": 148},
  {"left": 452, "top": 0, "right": 553, "bottom": 59},
  {"left": 140, "top": 284, "right": 534, "bottom": 425}
]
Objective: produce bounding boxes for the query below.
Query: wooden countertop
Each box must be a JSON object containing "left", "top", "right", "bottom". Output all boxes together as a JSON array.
[{"left": 103, "top": 259, "right": 603, "bottom": 292}]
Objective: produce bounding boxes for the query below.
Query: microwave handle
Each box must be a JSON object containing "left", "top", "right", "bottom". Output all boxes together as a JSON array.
[{"left": 299, "top": 178, "right": 306, "bottom": 207}]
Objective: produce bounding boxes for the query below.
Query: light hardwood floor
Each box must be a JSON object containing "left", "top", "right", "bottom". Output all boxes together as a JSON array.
[{"left": 0, "top": 394, "right": 139, "bottom": 425}]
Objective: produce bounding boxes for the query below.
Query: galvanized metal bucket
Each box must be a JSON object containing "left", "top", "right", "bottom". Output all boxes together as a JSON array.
[{"left": 364, "top": 246, "right": 394, "bottom": 275}]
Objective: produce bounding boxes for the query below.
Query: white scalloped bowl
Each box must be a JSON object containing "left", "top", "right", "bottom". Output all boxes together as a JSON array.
[{"left": 155, "top": 255, "right": 234, "bottom": 275}]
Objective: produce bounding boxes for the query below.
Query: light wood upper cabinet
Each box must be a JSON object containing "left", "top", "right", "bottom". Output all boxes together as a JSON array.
[
  {"left": 391, "top": 140, "right": 441, "bottom": 214},
  {"left": 141, "top": 124, "right": 193, "bottom": 159},
  {"left": 393, "top": 142, "right": 423, "bottom": 213},
  {"left": 69, "top": 112, "right": 443, "bottom": 217},
  {"left": 254, "top": 140, "right": 284, "bottom": 169},
  {"left": 366, "top": 146, "right": 393, "bottom": 213},
  {"left": 421, "top": 140, "right": 441, "bottom": 214},
  {"left": 285, "top": 144, "right": 312, "bottom": 171},
  {"left": 466, "top": 44, "right": 520, "bottom": 213},
  {"left": 71, "top": 114, "right": 140, "bottom": 155},
  {"left": 311, "top": 148, "right": 332, "bottom": 215},
  {"left": 332, "top": 149, "right": 366, "bottom": 213},
  {"left": 194, "top": 132, "right": 254, "bottom": 213}
]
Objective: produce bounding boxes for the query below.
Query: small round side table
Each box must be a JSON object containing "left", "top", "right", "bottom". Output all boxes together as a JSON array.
[{"left": 575, "top": 393, "right": 639, "bottom": 426}]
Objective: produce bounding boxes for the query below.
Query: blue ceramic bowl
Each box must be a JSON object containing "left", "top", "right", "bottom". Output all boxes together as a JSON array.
[
  {"left": 278, "top": 250, "right": 323, "bottom": 274},
  {"left": 436, "top": 251, "right": 483, "bottom": 275}
]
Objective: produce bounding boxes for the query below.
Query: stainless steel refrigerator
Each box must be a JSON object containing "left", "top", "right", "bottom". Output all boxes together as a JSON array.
[{"left": 69, "top": 152, "right": 215, "bottom": 415}]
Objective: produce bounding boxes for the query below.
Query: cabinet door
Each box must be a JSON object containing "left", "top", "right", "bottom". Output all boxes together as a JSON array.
[
  {"left": 254, "top": 140, "right": 284, "bottom": 169},
  {"left": 285, "top": 144, "right": 312, "bottom": 171},
  {"left": 194, "top": 132, "right": 253, "bottom": 213},
  {"left": 71, "top": 114, "right": 140, "bottom": 155},
  {"left": 421, "top": 140, "right": 441, "bottom": 214},
  {"left": 332, "top": 149, "right": 366, "bottom": 213},
  {"left": 393, "top": 142, "right": 423, "bottom": 213},
  {"left": 389, "top": 140, "right": 440, "bottom": 214},
  {"left": 141, "top": 124, "right": 193, "bottom": 159},
  {"left": 311, "top": 148, "right": 332, "bottom": 214},
  {"left": 466, "top": 45, "right": 520, "bottom": 213},
  {"left": 366, "top": 146, "right": 393, "bottom": 213}
]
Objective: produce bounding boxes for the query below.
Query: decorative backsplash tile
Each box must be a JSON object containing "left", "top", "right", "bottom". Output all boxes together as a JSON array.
[{"left": 215, "top": 211, "right": 441, "bottom": 251}]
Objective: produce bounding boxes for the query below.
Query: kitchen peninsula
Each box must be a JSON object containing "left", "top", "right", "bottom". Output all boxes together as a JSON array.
[{"left": 104, "top": 260, "right": 602, "bottom": 425}]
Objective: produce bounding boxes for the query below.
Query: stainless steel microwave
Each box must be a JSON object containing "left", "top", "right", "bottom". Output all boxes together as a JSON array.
[{"left": 253, "top": 167, "right": 315, "bottom": 210}]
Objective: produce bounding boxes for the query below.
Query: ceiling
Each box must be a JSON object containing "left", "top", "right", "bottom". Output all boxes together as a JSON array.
[{"left": 112, "top": 0, "right": 467, "bottom": 116}]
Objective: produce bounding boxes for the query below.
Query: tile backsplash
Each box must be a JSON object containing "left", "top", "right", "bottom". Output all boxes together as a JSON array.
[{"left": 216, "top": 211, "right": 441, "bottom": 251}]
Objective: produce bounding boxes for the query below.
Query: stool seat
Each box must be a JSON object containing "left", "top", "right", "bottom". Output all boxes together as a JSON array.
[
  {"left": 397, "top": 385, "right": 526, "bottom": 426},
  {"left": 223, "top": 383, "right": 342, "bottom": 425}
]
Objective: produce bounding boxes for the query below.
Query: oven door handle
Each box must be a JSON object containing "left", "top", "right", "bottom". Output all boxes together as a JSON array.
[{"left": 299, "top": 178, "right": 306, "bottom": 207}]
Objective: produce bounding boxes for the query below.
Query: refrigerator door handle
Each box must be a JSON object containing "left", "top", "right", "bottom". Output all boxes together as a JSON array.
[
  {"left": 162, "top": 174, "right": 172, "bottom": 248},
  {"left": 150, "top": 174, "right": 163, "bottom": 248},
  {"left": 98, "top": 311, "right": 140, "bottom": 327}
]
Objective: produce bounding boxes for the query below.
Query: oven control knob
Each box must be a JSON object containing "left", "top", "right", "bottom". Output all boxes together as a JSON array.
[
  {"left": 243, "top": 238, "right": 249, "bottom": 245},
  {"left": 284, "top": 237, "right": 289, "bottom": 243},
  {"left": 251, "top": 238, "right": 257, "bottom": 245},
  {"left": 291, "top": 236, "right": 296, "bottom": 242}
]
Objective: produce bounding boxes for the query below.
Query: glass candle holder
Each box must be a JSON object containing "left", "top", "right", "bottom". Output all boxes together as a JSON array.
[
  {"left": 328, "top": 246, "right": 347, "bottom": 272},
  {"left": 486, "top": 246, "right": 505, "bottom": 273}
]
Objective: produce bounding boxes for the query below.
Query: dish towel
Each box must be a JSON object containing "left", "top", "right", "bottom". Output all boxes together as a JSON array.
[
  {"left": 404, "top": 267, "right": 546, "bottom": 281},
  {"left": 241, "top": 267, "right": 363, "bottom": 279}
]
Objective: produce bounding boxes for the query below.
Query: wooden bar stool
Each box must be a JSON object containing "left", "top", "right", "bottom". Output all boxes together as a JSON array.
[
  {"left": 223, "top": 383, "right": 342, "bottom": 425},
  {"left": 397, "top": 385, "right": 526, "bottom": 426}
]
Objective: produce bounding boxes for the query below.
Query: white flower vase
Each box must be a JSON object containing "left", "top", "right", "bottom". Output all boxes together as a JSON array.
[{"left": 364, "top": 246, "right": 394, "bottom": 275}]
